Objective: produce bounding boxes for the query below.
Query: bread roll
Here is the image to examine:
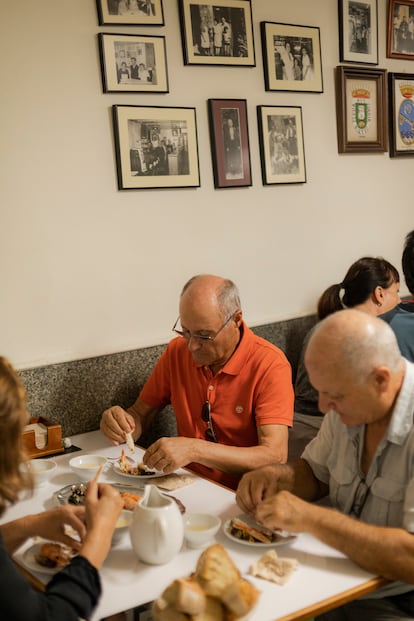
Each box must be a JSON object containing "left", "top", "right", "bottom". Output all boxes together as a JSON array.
[
  {"left": 162, "top": 578, "right": 206, "bottom": 615},
  {"left": 220, "top": 578, "right": 260, "bottom": 617},
  {"left": 194, "top": 544, "right": 241, "bottom": 598},
  {"left": 191, "top": 596, "right": 225, "bottom": 621}
]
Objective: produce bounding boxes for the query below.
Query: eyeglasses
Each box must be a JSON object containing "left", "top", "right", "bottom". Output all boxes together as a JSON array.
[
  {"left": 201, "top": 401, "right": 218, "bottom": 443},
  {"left": 350, "top": 478, "right": 370, "bottom": 518},
  {"left": 172, "top": 312, "right": 236, "bottom": 343}
]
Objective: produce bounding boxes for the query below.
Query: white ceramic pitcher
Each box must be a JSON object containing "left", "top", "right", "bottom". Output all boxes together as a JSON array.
[{"left": 129, "top": 484, "right": 184, "bottom": 565}]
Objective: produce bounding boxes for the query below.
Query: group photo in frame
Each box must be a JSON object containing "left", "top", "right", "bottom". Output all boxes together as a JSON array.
[
  {"left": 178, "top": 0, "right": 255, "bottom": 66},
  {"left": 335, "top": 65, "right": 387, "bottom": 153},
  {"left": 388, "top": 72, "right": 414, "bottom": 157},
  {"left": 98, "top": 33, "right": 168, "bottom": 93},
  {"left": 96, "top": 0, "right": 164, "bottom": 26},
  {"left": 257, "top": 105, "right": 306, "bottom": 185},
  {"left": 387, "top": 0, "right": 414, "bottom": 59},
  {"left": 207, "top": 99, "right": 252, "bottom": 188},
  {"left": 112, "top": 105, "right": 200, "bottom": 190},
  {"left": 338, "top": 0, "right": 378, "bottom": 65},
  {"left": 260, "top": 21, "right": 323, "bottom": 93}
]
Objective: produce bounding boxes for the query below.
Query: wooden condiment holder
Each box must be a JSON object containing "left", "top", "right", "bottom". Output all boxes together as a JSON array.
[{"left": 23, "top": 416, "right": 64, "bottom": 458}]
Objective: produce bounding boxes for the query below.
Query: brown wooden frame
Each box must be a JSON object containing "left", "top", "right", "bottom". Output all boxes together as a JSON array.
[{"left": 387, "top": 0, "right": 414, "bottom": 59}]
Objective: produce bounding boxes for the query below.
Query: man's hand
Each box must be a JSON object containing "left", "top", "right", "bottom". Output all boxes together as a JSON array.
[
  {"left": 255, "top": 490, "right": 313, "bottom": 534},
  {"left": 236, "top": 464, "right": 288, "bottom": 514},
  {"left": 100, "top": 405, "right": 137, "bottom": 445},
  {"left": 143, "top": 437, "right": 200, "bottom": 473}
]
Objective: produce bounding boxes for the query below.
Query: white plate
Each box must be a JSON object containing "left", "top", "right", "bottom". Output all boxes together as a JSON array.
[
  {"left": 112, "top": 461, "right": 166, "bottom": 480},
  {"left": 223, "top": 515, "right": 296, "bottom": 548},
  {"left": 54, "top": 482, "right": 144, "bottom": 506},
  {"left": 21, "top": 542, "right": 76, "bottom": 575}
]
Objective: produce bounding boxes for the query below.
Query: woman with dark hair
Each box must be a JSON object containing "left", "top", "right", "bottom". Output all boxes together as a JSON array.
[
  {"left": 290, "top": 256, "right": 400, "bottom": 461},
  {"left": 0, "top": 356, "right": 123, "bottom": 620}
]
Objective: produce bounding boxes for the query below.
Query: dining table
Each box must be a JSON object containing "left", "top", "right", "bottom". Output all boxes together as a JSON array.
[{"left": 2, "top": 430, "right": 387, "bottom": 621}]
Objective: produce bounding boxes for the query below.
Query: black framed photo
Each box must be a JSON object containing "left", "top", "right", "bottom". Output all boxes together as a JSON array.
[
  {"left": 96, "top": 0, "right": 164, "bottom": 26},
  {"left": 335, "top": 65, "right": 387, "bottom": 153},
  {"left": 387, "top": 0, "right": 414, "bottom": 59},
  {"left": 98, "top": 33, "right": 168, "bottom": 93},
  {"left": 112, "top": 105, "right": 200, "bottom": 190},
  {"left": 261, "top": 21, "right": 323, "bottom": 92},
  {"left": 388, "top": 72, "right": 414, "bottom": 157},
  {"left": 208, "top": 99, "right": 251, "bottom": 188},
  {"left": 178, "top": 0, "right": 255, "bottom": 66},
  {"left": 257, "top": 106, "right": 306, "bottom": 185},
  {"left": 338, "top": 0, "right": 378, "bottom": 64}
]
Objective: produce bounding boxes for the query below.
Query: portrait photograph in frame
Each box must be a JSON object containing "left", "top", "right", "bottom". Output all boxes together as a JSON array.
[
  {"left": 178, "top": 0, "right": 255, "bottom": 66},
  {"left": 335, "top": 65, "right": 387, "bottom": 153},
  {"left": 98, "top": 33, "right": 168, "bottom": 93},
  {"left": 96, "top": 0, "right": 164, "bottom": 26},
  {"left": 387, "top": 0, "right": 414, "bottom": 59},
  {"left": 112, "top": 105, "right": 200, "bottom": 190},
  {"left": 388, "top": 72, "right": 414, "bottom": 157},
  {"left": 260, "top": 21, "right": 323, "bottom": 93},
  {"left": 208, "top": 99, "right": 251, "bottom": 188},
  {"left": 257, "top": 105, "right": 306, "bottom": 185},
  {"left": 338, "top": 0, "right": 378, "bottom": 64}
]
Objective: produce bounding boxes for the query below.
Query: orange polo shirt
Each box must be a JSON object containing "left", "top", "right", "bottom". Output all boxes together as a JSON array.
[{"left": 140, "top": 322, "right": 294, "bottom": 488}]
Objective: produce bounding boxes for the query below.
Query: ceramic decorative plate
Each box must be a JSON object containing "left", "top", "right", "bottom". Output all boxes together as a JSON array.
[
  {"left": 21, "top": 541, "right": 76, "bottom": 575},
  {"left": 223, "top": 514, "right": 296, "bottom": 548},
  {"left": 111, "top": 461, "right": 166, "bottom": 480}
]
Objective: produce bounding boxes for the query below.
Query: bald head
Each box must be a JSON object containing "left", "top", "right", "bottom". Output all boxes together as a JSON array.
[
  {"left": 305, "top": 309, "right": 403, "bottom": 384},
  {"left": 180, "top": 274, "right": 241, "bottom": 319}
]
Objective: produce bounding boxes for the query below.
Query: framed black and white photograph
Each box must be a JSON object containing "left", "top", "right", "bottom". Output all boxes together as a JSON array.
[
  {"left": 178, "top": 0, "right": 255, "bottom": 66},
  {"left": 257, "top": 106, "right": 306, "bottom": 185},
  {"left": 112, "top": 105, "right": 200, "bottom": 190},
  {"left": 339, "top": 0, "right": 378, "bottom": 64},
  {"left": 388, "top": 72, "right": 414, "bottom": 156},
  {"left": 387, "top": 0, "right": 414, "bottom": 59},
  {"left": 208, "top": 99, "right": 251, "bottom": 188},
  {"left": 335, "top": 65, "right": 387, "bottom": 153},
  {"left": 96, "top": 0, "right": 164, "bottom": 26},
  {"left": 98, "top": 33, "right": 168, "bottom": 93},
  {"left": 261, "top": 21, "right": 323, "bottom": 92}
]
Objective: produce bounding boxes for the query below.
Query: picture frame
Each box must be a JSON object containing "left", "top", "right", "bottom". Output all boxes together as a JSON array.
[
  {"left": 96, "top": 0, "right": 164, "bottom": 26},
  {"left": 260, "top": 21, "right": 323, "bottom": 93},
  {"left": 338, "top": 0, "right": 378, "bottom": 64},
  {"left": 257, "top": 106, "right": 306, "bottom": 185},
  {"left": 112, "top": 105, "right": 200, "bottom": 190},
  {"left": 388, "top": 72, "right": 414, "bottom": 157},
  {"left": 335, "top": 65, "right": 387, "bottom": 153},
  {"left": 178, "top": 0, "right": 255, "bottom": 66},
  {"left": 387, "top": 0, "right": 414, "bottom": 59},
  {"left": 98, "top": 33, "right": 168, "bottom": 93},
  {"left": 207, "top": 99, "right": 251, "bottom": 188}
]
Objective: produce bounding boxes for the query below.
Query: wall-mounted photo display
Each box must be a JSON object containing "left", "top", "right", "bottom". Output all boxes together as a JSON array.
[
  {"left": 261, "top": 21, "right": 323, "bottom": 92},
  {"left": 98, "top": 33, "right": 168, "bottom": 93},
  {"left": 387, "top": 0, "right": 414, "bottom": 59},
  {"left": 335, "top": 65, "right": 387, "bottom": 153},
  {"left": 388, "top": 72, "right": 414, "bottom": 157},
  {"left": 208, "top": 99, "right": 252, "bottom": 188},
  {"left": 112, "top": 105, "right": 200, "bottom": 190},
  {"left": 178, "top": 0, "right": 255, "bottom": 66},
  {"left": 338, "top": 0, "right": 378, "bottom": 65},
  {"left": 96, "top": 0, "right": 164, "bottom": 26},
  {"left": 257, "top": 106, "right": 306, "bottom": 185}
]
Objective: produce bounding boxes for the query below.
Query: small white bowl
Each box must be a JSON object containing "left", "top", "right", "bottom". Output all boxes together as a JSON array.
[
  {"left": 183, "top": 513, "right": 221, "bottom": 549},
  {"left": 69, "top": 454, "right": 108, "bottom": 482},
  {"left": 28, "top": 458, "right": 57, "bottom": 486},
  {"left": 112, "top": 509, "right": 133, "bottom": 545}
]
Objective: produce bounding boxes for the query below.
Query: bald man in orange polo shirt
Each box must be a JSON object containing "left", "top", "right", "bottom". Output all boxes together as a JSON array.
[{"left": 100, "top": 274, "right": 294, "bottom": 489}]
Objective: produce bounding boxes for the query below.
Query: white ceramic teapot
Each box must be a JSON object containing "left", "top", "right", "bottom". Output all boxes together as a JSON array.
[{"left": 129, "top": 484, "right": 184, "bottom": 565}]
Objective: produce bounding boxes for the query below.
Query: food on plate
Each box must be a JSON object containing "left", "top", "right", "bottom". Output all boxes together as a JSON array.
[
  {"left": 152, "top": 544, "right": 260, "bottom": 621},
  {"left": 35, "top": 542, "right": 75, "bottom": 569},
  {"left": 121, "top": 491, "right": 142, "bottom": 510},
  {"left": 249, "top": 549, "right": 299, "bottom": 585},
  {"left": 68, "top": 483, "right": 88, "bottom": 505},
  {"left": 125, "top": 431, "right": 135, "bottom": 454},
  {"left": 229, "top": 517, "right": 277, "bottom": 544},
  {"left": 118, "top": 449, "right": 156, "bottom": 476}
]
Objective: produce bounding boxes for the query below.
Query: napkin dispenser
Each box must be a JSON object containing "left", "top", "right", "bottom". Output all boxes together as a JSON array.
[{"left": 23, "top": 416, "right": 64, "bottom": 458}]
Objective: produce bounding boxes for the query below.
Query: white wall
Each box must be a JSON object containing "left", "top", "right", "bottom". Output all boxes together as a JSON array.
[{"left": 1, "top": 0, "right": 412, "bottom": 369}]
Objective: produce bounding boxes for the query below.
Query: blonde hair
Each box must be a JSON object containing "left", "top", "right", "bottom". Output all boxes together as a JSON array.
[{"left": 0, "top": 357, "right": 33, "bottom": 516}]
